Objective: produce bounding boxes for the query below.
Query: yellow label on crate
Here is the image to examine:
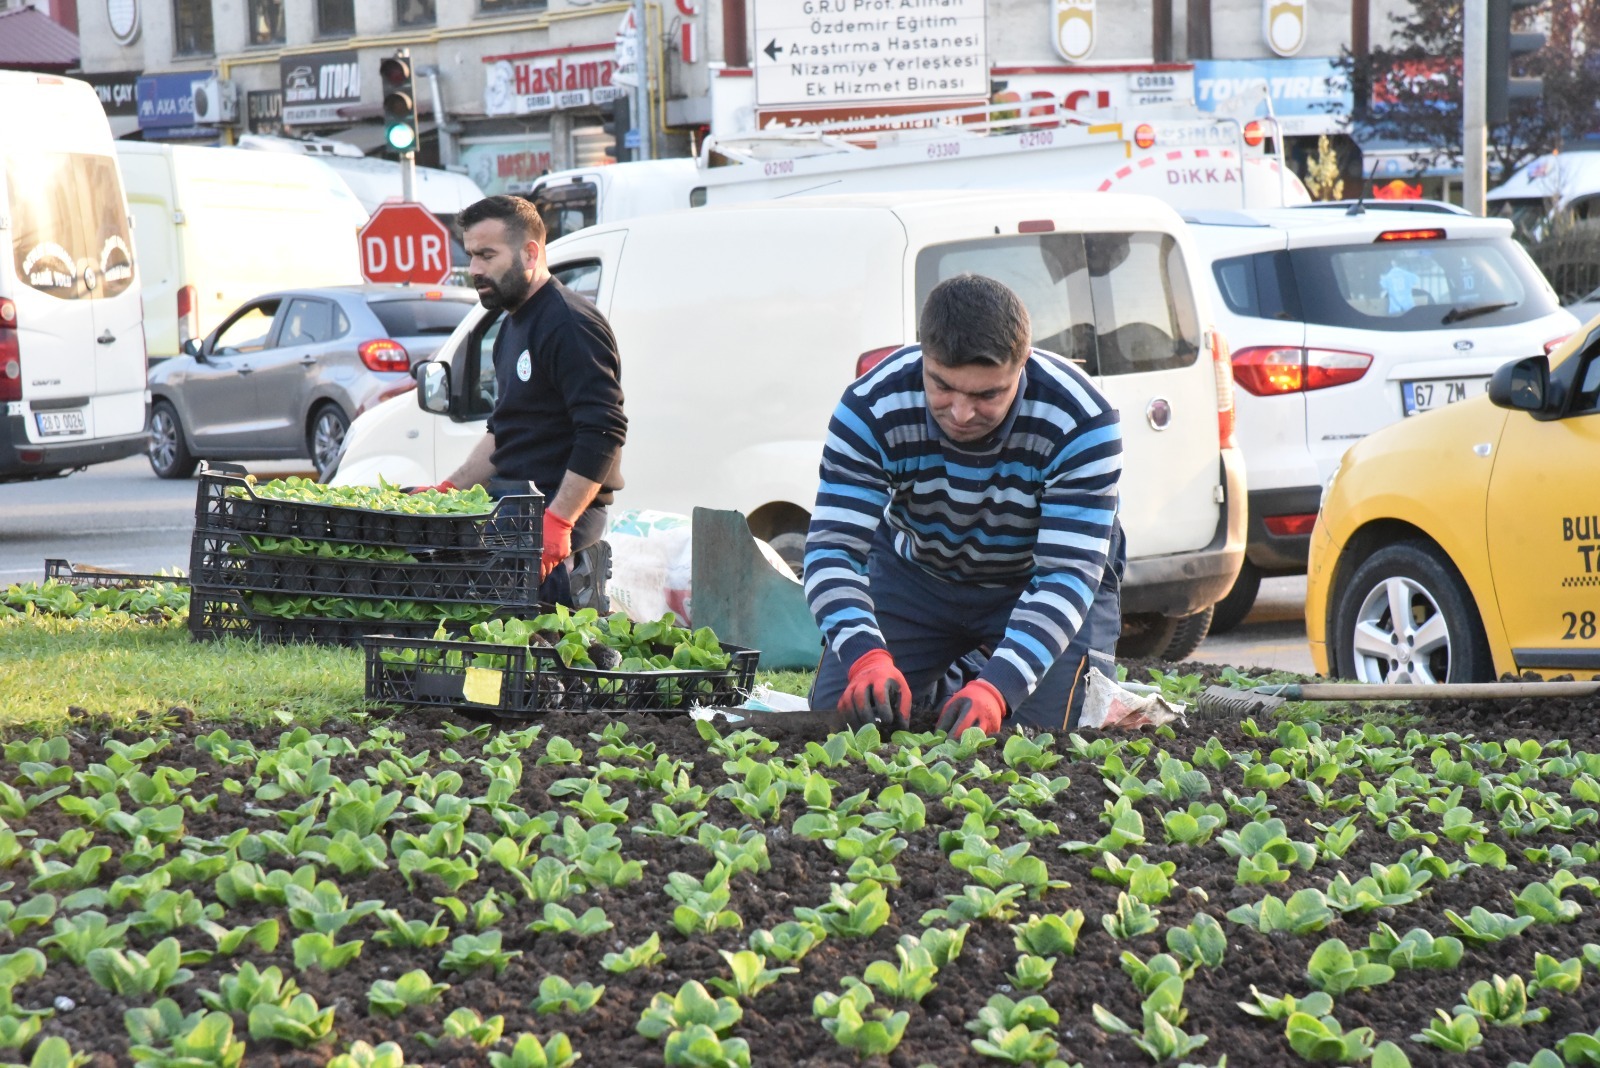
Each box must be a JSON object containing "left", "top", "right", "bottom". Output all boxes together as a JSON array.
[{"left": 463, "top": 667, "right": 504, "bottom": 706}]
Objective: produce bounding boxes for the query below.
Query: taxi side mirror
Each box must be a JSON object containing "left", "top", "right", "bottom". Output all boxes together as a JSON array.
[
  {"left": 416, "top": 361, "right": 452, "bottom": 415},
  {"left": 1488, "top": 355, "right": 1549, "bottom": 414}
]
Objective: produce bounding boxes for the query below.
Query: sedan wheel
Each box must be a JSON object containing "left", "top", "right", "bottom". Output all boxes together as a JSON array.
[
  {"left": 147, "top": 401, "right": 197, "bottom": 479},
  {"left": 1333, "top": 542, "right": 1492, "bottom": 684},
  {"left": 309, "top": 405, "right": 349, "bottom": 480}
]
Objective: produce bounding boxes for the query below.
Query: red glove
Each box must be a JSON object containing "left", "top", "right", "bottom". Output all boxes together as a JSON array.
[
  {"left": 542, "top": 508, "right": 574, "bottom": 580},
  {"left": 407, "top": 480, "right": 457, "bottom": 495},
  {"left": 840, "top": 648, "right": 910, "bottom": 729},
  {"left": 936, "top": 679, "right": 1007, "bottom": 737}
]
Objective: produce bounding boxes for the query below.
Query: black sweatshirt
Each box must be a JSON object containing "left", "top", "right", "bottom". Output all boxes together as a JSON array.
[{"left": 487, "top": 278, "right": 626, "bottom": 506}]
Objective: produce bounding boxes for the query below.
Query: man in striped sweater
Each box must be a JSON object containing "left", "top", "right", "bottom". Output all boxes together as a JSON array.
[{"left": 804, "top": 273, "right": 1125, "bottom": 735}]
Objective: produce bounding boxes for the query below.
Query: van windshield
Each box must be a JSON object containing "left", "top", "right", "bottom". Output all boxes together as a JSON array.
[
  {"left": 6, "top": 152, "right": 135, "bottom": 301},
  {"left": 530, "top": 181, "right": 598, "bottom": 242}
]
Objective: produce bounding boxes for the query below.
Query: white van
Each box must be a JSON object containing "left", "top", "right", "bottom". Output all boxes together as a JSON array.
[
  {"left": 115, "top": 144, "right": 368, "bottom": 363},
  {"left": 0, "top": 72, "right": 148, "bottom": 483},
  {"left": 334, "top": 190, "right": 1247, "bottom": 658}
]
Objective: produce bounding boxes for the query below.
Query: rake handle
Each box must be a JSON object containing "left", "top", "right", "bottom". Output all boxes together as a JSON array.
[{"left": 1287, "top": 681, "right": 1600, "bottom": 701}]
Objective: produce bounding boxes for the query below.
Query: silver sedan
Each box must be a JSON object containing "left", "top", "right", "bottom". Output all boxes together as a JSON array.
[{"left": 147, "top": 284, "right": 477, "bottom": 480}]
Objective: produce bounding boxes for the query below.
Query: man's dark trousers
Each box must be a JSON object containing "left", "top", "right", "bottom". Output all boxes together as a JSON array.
[{"left": 809, "top": 519, "right": 1125, "bottom": 731}]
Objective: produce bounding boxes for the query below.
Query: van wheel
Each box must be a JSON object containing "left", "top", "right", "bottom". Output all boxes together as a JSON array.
[
  {"left": 1332, "top": 542, "right": 1491, "bottom": 684},
  {"left": 766, "top": 532, "right": 807, "bottom": 578},
  {"left": 308, "top": 404, "right": 349, "bottom": 481},
  {"left": 148, "top": 401, "right": 197, "bottom": 479},
  {"left": 1207, "top": 560, "right": 1262, "bottom": 635},
  {"left": 1119, "top": 606, "right": 1215, "bottom": 662}
]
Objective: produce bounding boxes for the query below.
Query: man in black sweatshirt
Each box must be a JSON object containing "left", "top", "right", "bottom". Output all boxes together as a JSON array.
[{"left": 435, "top": 195, "right": 626, "bottom": 609}]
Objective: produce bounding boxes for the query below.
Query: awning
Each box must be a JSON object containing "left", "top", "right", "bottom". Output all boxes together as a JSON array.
[{"left": 0, "top": 8, "right": 78, "bottom": 69}]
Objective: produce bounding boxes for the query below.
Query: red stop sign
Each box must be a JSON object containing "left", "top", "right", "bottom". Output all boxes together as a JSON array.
[{"left": 359, "top": 202, "right": 452, "bottom": 285}]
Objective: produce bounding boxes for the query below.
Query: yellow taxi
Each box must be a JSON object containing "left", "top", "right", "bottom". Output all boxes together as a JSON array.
[{"left": 1307, "top": 324, "right": 1600, "bottom": 682}]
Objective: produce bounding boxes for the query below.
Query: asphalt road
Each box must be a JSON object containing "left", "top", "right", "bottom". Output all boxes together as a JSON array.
[{"left": 1, "top": 458, "right": 1316, "bottom": 676}]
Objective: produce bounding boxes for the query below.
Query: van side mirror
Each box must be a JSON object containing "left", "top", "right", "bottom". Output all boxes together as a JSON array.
[
  {"left": 1488, "top": 355, "right": 1549, "bottom": 413},
  {"left": 183, "top": 338, "right": 203, "bottom": 359},
  {"left": 416, "top": 361, "right": 452, "bottom": 415}
]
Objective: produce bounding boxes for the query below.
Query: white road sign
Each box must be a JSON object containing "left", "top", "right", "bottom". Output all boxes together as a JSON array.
[{"left": 753, "top": 0, "right": 988, "bottom": 109}]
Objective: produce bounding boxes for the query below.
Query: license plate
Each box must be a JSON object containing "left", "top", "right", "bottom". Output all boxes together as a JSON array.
[
  {"left": 34, "top": 410, "right": 85, "bottom": 437},
  {"left": 1402, "top": 378, "right": 1487, "bottom": 416}
]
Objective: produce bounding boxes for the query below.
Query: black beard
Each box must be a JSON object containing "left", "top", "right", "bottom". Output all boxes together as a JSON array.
[{"left": 474, "top": 259, "right": 531, "bottom": 311}]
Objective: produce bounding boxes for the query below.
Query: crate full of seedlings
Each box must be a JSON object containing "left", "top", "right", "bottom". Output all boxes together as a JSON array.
[
  {"left": 193, "top": 464, "right": 543, "bottom": 551},
  {"left": 364, "top": 608, "right": 760, "bottom": 716},
  {"left": 188, "top": 591, "right": 510, "bottom": 646}
]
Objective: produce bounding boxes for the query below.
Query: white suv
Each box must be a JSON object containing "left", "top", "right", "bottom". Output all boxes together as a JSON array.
[{"left": 1187, "top": 205, "right": 1578, "bottom": 631}]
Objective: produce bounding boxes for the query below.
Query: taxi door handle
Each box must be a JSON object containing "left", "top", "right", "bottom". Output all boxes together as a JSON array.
[
  {"left": 237, "top": 366, "right": 254, "bottom": 376},
  {"left": 97, "top": 330, "right": 116, "bottom": 345}
]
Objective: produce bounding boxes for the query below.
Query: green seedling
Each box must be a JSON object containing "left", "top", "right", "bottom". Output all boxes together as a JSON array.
[
  {"left": 966, "top": 993, "right": 1059, "bottom": 1034},
  {"left": 368, "top": 969, "right": 451, "bottom": 1018},
  {"left": 247, "top": 993, "right": 335, "bottom": 1049},
  {"left": 1093, "top": 977, "right": 1207, "bottom": 1062},
  {"left": 1166, "top": 913, "right": 1226, "bottom": 972},
  {"left": 511, "top": 856, "right": 578, "bottom": 905},
  {"left": 696, "top": 825, "right": 771, "bottom": 876},
  {"left": 633, "top": 802, "right": 706, "bottom": 839},
  {"left": 126, "top": 1003, "right": 244, "bottom": 1068},
  {"left": 85, "top": 938, "right": 191, "bottom": 996},
  {"left": 325, "top": 1041, "right": 413, "bottom": 1068},
  {"left": 199, "top": 962, "right": 300, "bottom": 1014},
  {"left": 949, "top": 835, "right": 1067, "bottom": 900},
  {"left": 637, "top": 980, "right": 742, "bottom": 1039},
  {"left": 1102, "top": 891, "right": 1161, "bottom": 940},
  {"left": 1529, "top": 953, "right": 1583, "bottom": 996},
  {"left": 1367, "top": 924, "right": 1464, "bottom": 971},
  {"left": 1000, "top": 733, "right": 1062, "bottom": 772},
  {"left": 920, "top": 883, "right": 1025, "bottom": 926},
  {"left": 1061, "top": 796, "right": 1146, "bottom": 855},
  {"left": 413, "top": 1007, "right": 504, "bottom": 1050},
  {"left": 1012, "top": 911, "right": 1084, "bottom": 957},
  {"left": 0, "top": 1015, "right": 41, "bottom": 1052},
  {"left": 1412, "top": 1009, "right": 1483, "bottom": 1053},
  {"left": 291, "top": 931, "right": 364, "bottom": 972},
  {"left": 36, "top": 911, "right": 128, "bottom": 965},
  {"left": 865, "top": 784, "right": 926, "bottom": 833},
  {"left": 440, "top": 930, "right": 521, "bottom": 976},
  {"left": 1092, "top": 853, "right": 1177, "bottom": 904},
  {"left": 1445, "top": 906, "right": 1536, "bottom": 944},
  {"left": 908, "top": 924, "right": 969, "bottom": 968},
  {"left": 748, "top": 921, "right": 824, "bottom": 963},
  {"left": 970, "top": 1022, "right": 1061, "bottom": 1065},
  {"left": 1007, "top": 953, "right": 1056, "bottom": 991},
  {"left": 862, "top": 942, "right": 939, "bottom": 1003},
  {"left": 1304, "top": 938, "right": 1395, "bottom": 996},
  {"left": 530, "top": 975, "right": 605, "bottom": 1016},
  {"left": 821, "top": 996, "right": 910, "bottom": 1058},
  {"left": 528, "top": 903, "right": 612, "bottom": 938},
  {"left": 285, "top": 881, "right": 383, "bottom": 935},
  {"left": 536, "top": 737, "right": 583, "bottom": 767},
  {"left": 1225, "top": 888, "right": 1335, "bottom": 935},
  {"left": 1324, "top": 865, "right": 1431, "bottom": 914},
  {"left": 487, "top": 1032, "right": 580, "bottom": 1068},
  {"left": 667, "top": 864, "right": 744, "bottom": 936},
  {"left": 1285, "top": 1012, "right": 1375, "bottom": 1063},
  {"left": 1005, "top": 773, "right": 1073, "bottom": 809},
  {"left": 662, "top": 1024, "right": 752, "bottom": 1068},
  {"left": 1161, "top": 803, "right": 1226, "bottom": 846},
  {"left": 714, "top": 763, "right": 787, "bottom": 824},
  {"left": 602, "top": 933, "right": 666, "bottom": 974},
  {"left": 397, "top": 849, "right": 478, "bottom": 893},
  {"left": 1009, "top": 809, "right": 1060, "bottom": 839},
  {"left": 707, "top": 950, "right": 797, "bottom": 1000},
  {"left": 1513, "top": 881, "right": 1583, "bottom": 924},
  {"left": 1458, "top": 974, "right": 1548, "bottom": 1027},
  {"left": 1237, "top": 987, "right": 1333, "bottom": 1022},
  {"left": 28, "top": 845, "right": 113, "bottom": 892},
  {"left": 796, "top": 879, "right": 891, "bottom": 938},
  {"left": 0, "top": 895, "right": 54, "bottom": 939},
  {"left": 1121, "top": 952, "right": 1185, "bottom": 996},
  {"left": 372, "top": 909, "right": 451, "bottom": 949}
]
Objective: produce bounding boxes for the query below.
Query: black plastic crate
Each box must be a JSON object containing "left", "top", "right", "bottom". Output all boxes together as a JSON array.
[
  {"left": 193, "top": 464, "right": 542, "bottom": 551},
  {"left": 44, "top": 559, "right": 188, "bottom": 589},
  {"left": 188, "top": 531, "right": 540, "bottom": 607},
  {"left": 188, "top": 591, "right": 497, "bottom": 647},
  {"left": 364, "top": 633, "right": 761, "bottom": 717}
]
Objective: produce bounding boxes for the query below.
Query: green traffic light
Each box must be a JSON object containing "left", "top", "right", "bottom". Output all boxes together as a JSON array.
[{"left": 386, "top": 123, "right": 417, "bottom": 152}]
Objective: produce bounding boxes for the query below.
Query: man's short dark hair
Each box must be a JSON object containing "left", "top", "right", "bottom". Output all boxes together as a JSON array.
[
  {"left": 918, "top": 274, "right": 1032, "bottom": 368},
  {"left": 459, "top": 195, "right": 547, "bottom": 248}
]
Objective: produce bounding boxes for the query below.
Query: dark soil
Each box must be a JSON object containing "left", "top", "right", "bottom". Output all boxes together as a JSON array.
[{"left": 9, "top": 683, "right": 1600, "bottom": 1068}]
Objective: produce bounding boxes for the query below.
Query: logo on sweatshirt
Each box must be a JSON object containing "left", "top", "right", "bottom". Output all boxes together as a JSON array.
[{"left": 516, "top": 350, "right": 532, "bottom": 382}]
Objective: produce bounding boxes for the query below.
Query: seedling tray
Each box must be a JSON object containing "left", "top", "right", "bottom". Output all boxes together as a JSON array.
[
  {"left": 187, "top": 591, "right": 500, "bottom": 647},
  {"left": 44, "top": 559, "right": 188, "bottom": 589},
  {"left": 364, "top": 633, "right": 761, "bottom": 716},
  {"left": 193, "top": 464, "right": 542, "bottom": 551},
  {"left": 188, "top": 531, "right": 540, "bottom": 607}
]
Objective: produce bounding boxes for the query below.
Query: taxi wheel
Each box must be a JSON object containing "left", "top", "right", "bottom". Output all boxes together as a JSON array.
[{"left": 1333, "top": 542, "right": 1492, "bottom": 684}]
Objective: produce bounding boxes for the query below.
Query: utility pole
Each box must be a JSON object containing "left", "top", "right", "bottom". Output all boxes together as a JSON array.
[
  {"left": 632, "top": 0, "right": 654, "bottom": 161},
  {"left": 1464, "top": 0, "right": 1488, "bottom": 216}
]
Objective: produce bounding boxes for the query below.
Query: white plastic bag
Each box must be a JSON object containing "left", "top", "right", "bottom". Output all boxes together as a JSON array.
[
  {"left": 1078, "top": 667, "right": 1186, "bottom": 730},
  {"left": 605, "top": 509, "right": 694, "bottom": 624}
]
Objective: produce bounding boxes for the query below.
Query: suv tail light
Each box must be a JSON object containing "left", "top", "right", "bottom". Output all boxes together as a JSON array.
[
  {"left": 177, "top": 286, "right": 199, "bottom": 348},
  {"left": 1264, "top": 513, "right": 1318, "bottom": 537},
  {"left": 1209, "top": 330, "right": 1237, "bottom": 450},
  {"left": 855, "top": 345, "right": 901, "bottom": 378},
  {"left": 1232, "top": 346, "right": 1373, "bottom": 396},
  {"left": 1545, "top": 335, "right": 1571, "bottom": 355},
  {"left": 0, "top": 298, "right": 19, "bottom": 404},
  {"left": 359, "top": 338, "right": 411, "bottom": 373}
]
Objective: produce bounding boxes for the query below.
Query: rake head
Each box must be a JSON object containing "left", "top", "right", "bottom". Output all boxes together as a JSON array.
[{"left": 1198, "top": 685, "right": 1288, "bottom": 717}]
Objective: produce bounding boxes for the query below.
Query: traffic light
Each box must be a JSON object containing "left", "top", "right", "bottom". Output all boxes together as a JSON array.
[
  {"left": 380, "top": 52, "right": 418, "bottom": 155},
  {"left": 601, "top": 103, "right": 630, "bottom": 163},
  {"left": 1487, "top": 0, "right": 1545, "bottom": 126}
]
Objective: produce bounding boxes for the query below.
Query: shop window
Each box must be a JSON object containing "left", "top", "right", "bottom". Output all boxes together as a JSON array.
[
  {"left": 396, "top": 0, "right": 435, "bottom": 25},
  {"left": 172, "top": 0, "right": 214, "bottom": 55},
  {"left": 318, "top": 0, "right": 354, "bottom": 36},
  {"left": 248, "top": 0, "right": 285, "bottom": 45},
  {"left": 479, "top": 0, "right": 546, "bottom": 14}
]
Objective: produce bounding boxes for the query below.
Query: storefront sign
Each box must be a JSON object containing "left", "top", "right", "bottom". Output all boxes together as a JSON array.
[
  {"left": 279, "top": 49, "right": 361, "bottom": 126},
  {"left": 1264, "top": 0, "right": 1307, "bottom": 57},
  {"left": 136, "top": 70, "right": 216, "bottom": 136},
  {"left": 1192, "top": 57, "right": 1349, "bottom": 136},
  {"left": 85, "top": 70, "right": 142, "bottom": 117},
  {"left": 248, "top": 90, "right": 284, "bottom": 135},
  {"left": 1054, "top": 0, "right": 1095, "bottom": 62},
  {"left": 461, "top": 136, "right": 555, "bottom": 196},
  {"left": 751, "top": 0, "right": 989, "bottom": 109},
  {"left": 990, "top": 65, "right": 1194, "bottom": 117},
  {"left": 484, "top": 45, "right": 621, "bottom": 117}
]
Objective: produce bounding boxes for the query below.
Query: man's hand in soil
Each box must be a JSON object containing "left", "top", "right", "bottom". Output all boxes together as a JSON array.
[
  {"left": 840, "top": 649, "right": 910, "bottom": 729},
  {"left": 936, "top": 679, "right": 1006, "bottom": 737},
  {"left": 541, "top": 508, "right": 574, "bottom": 580},
  {"left": 406, "top": 481, "right": 458, "bottom": 495}
]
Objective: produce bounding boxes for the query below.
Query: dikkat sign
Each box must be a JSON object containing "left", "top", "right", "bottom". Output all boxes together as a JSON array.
[{"left": 484, "top": 45, "right": 623, "bottom": 117}]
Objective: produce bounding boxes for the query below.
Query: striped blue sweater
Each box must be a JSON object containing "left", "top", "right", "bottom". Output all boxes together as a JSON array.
[{"left": 803, "top": 346, "right": 1123, "bottom": 711}]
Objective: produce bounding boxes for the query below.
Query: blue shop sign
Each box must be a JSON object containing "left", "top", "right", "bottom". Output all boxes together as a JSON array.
[
  {"left": 136, "top": 70, "right": 217, "bottom": 135},
  {"left": 1192, "top": 57, "right": 1351, "bottom": 136}
]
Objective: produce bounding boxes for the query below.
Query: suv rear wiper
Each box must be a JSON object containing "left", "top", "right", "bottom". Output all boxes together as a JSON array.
[{"left": 1441, "top": 301, "right": 1517, "bottom": 324}]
